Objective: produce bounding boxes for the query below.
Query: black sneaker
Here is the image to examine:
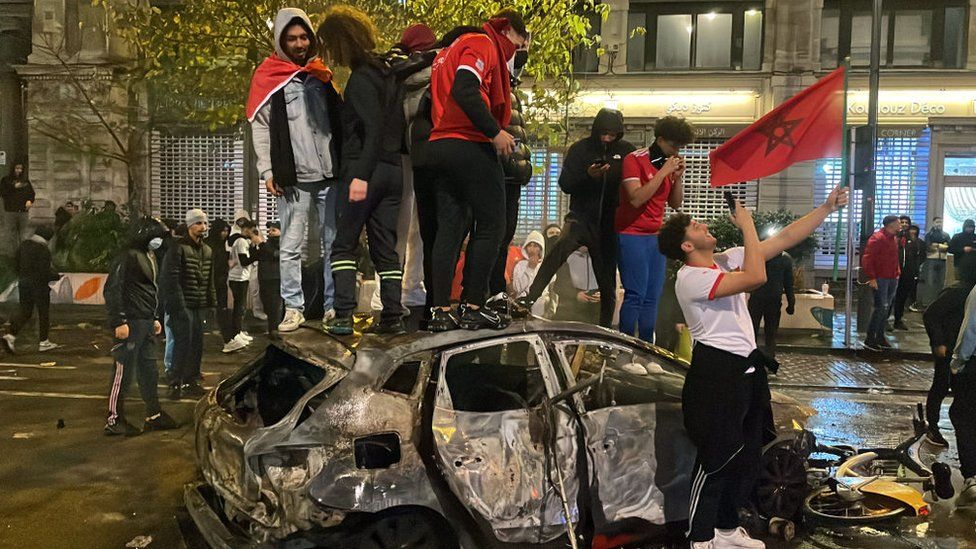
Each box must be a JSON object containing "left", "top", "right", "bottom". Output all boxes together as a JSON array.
[
  {"left": 167, "top": 383, "right": 182, "bottom": 401},
  {"left": 181, "top": 383, "right": 207, "bottom": 399},
  {"left": 877, "top": 337, "right": 893, "bottom": 350},
  {"left": 458, "top": 304, "right": 510, "bottom": 330},
  {"left": 326, "top": 315, "right": 355, "bottom": 336},
  {"left": 428, "top": 308, "right": 459, "bottom": 332},
  {"left": 104, "top": 418, "right": 140, "bottom": 437},
  {"left": 144, "top": 411, "right": 179, "bottom": 431},
  {"left": 511, "top": 297, "right": 534, "bottom": 319},
  {"left": 367, "top": 319, "right": 407, "bottom": 335},
  {"left": 485, "top": 293, "right": 511, "bottom": 317},
  {"left": 894, "top": 320, "right": 909, "bottom": 331},
  {"left": 863, "top": 338, "right": 881, "bottom": 351},
  {"left": 926, "top": 428, "right": 950, "bottom": 448}
]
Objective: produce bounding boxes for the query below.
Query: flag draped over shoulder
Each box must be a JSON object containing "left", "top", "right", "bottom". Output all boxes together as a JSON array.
[
  {"left": 709, "top": 67, "right": 846, "bottom": 187},
  {"left": 245, "top": 54, "right": 333, "bottom": 122}
]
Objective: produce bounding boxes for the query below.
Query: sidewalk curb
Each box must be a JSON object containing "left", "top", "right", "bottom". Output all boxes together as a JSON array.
[{"left": 780, "top": 344, "right": 932, "bottom": 361}]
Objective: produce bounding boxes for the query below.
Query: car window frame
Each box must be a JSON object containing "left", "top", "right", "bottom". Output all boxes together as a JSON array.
[{"left": 377, "top": 351, "right": 433, "bottom": 400}]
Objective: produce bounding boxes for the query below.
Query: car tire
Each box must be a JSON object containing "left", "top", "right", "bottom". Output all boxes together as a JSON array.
[{"left": 354, "top": 507, "right": 458, "bottom": 549}]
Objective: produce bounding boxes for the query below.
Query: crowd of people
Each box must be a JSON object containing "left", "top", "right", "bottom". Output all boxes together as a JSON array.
[{"left": 18, "top": 3, "right": 976, "bottom": 545}]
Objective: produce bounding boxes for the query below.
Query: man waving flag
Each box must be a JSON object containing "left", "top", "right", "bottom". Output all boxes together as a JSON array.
[{"left": 710, "top": 67, "right": 846, "bottom": 187}]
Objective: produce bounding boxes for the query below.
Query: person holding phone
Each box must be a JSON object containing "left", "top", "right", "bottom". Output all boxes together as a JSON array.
[
  {"left": 657, "top": 186, "right": 848, "bottom": 549},
  {"left": 512, "top": 108, "right": 636, "bottom": 328},
  {"left": 615, "top": 116, "right": 695, "bottom": 342}
]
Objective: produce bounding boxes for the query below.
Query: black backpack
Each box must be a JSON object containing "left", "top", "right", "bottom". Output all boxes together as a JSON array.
[{"left": 374, "top": 48, "right": 436, "bottom": 154}]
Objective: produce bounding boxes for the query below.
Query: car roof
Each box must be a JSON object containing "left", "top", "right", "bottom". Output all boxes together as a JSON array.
[{"left": 274, "top": 319, "right": 687, "bottom": 373}]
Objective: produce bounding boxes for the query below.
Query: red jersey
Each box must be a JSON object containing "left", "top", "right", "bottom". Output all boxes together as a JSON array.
[
  {"left": 615, "top": 148, "right": 674, "bottom": 235},
  {"left": 430, "top": 33, "right": 499, "bottom": 143}
]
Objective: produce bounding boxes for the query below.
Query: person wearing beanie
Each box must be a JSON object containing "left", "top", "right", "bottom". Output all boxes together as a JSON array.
[
  {"left": 159, "top": 209, "right": 215, "bottom": 400},
  {"left": 251, "top": 221, "right": 283, "bottom": 334},
  {"left": 950, "top": 219, "right": 976, "bottom": 287},
  {"left": 862, "top": 215, "right": 903, "bottom": 350},
  {"left": 103, "top": 217, "right": 178, "bottom": 436},
  {"left": 2, "top": 225, "right": 61, "bottom": 353},
  {"left": 248, "top": 8, "right": 344, "bottom": 334}
]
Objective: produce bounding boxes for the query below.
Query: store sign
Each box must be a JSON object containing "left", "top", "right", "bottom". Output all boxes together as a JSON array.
[
  {"left": 573, "top": 90, "right": 759, "bottom": 123},
  {"left": 846, "top": 90, "right": 976, "bottom": 122}
]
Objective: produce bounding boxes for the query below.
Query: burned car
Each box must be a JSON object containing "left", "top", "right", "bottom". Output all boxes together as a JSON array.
[{"left": 186, "top": 320, "right": 811, "bottom": 548}]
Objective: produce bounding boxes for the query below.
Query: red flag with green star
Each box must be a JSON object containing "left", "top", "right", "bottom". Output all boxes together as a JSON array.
[{"left": 709, "top": 67, "right": 845, "bottom": 187}]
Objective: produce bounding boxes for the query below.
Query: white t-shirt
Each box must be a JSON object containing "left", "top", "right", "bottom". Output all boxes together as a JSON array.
[
  {"left": 228, "top": 236, "right": 253, "bottom": 282},
  {"left": 675, "top": 247, "right": 757, "bottom": 358}
]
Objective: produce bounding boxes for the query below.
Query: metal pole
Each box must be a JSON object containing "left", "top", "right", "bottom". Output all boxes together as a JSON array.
[
  {"left": 840, "top": 60, "right": 853, "bottom": 348},
  {"left": 862, "top": 0, "right": 883, "bottom": 246}
]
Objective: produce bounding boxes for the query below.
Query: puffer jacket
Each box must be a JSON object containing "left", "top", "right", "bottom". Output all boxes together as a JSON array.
[
  {"left": 160, "top": 235, "right": 216, "bottom": 312},
  {"left": 501, "top": 83, "right": 532, "bottom": 185}
]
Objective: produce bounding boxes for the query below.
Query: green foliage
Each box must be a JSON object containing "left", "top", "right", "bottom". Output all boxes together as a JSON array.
[
  {"left": 705, "top": 209, "right": 818, "bottom": 263},
  {"left": 54, "top": 201, "right": 130, "bottom": 273},
  {"left": 100, "top": 0, "right": 607, "bottom": 139}
]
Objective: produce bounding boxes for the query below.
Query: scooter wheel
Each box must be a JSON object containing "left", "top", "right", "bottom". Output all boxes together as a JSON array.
[{"left": 768, "top": 517, "right": 796, "bottom": 541}]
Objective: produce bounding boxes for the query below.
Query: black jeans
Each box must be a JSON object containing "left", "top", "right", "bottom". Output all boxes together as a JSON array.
[
  {"left": 229, "top": 280, "right": 249, "bottom": 337},
  {"left": 526, "top": 216, "right": 618, "bottom": 327},
  {"left": 488, "top": 184, "right": 522, "bottom": 296},
  {"left": 107, "top": 319, "right": 160, "bottom": 423},
  {"left": 928, "top": 355, "right": 952, "bottom": 429},
  {"left": 893, "top": 273, "right": 918, "bottom": 322},
  {"left": 683, "top": 344, "right": 771, "bottom": 542},
  {"left": 430, "top": 139, "right": 505, "bottom": 307},
  {"left": 414, "top": 166, "right": 441, "bottom": 310},
  {"left": 951, "top": 361, "right": 976, "bottom": 478},
  {"left": 331, "top": 162, "right": 403, "bottom": 321},
  {"left": 259, "top": 277, "right": 283, "bottom": 334},
  {"left": 749, "top": 295, "right": 783, "bottom": 358},
  {"left": 11, "top": 282, "right": 50, "bottom": 340},
  {"left": 170, "top": 308, "right": 205, "bottom": 386},
  {"left": 215, "top": 275, "right": 233, "bottom": 343}
]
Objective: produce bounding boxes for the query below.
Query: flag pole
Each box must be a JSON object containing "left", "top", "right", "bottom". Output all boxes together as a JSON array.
[{"left": 837, "top": 59, "right": 854, "bottom": 349}]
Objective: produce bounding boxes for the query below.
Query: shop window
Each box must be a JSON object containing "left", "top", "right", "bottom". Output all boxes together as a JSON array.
[
  {"left": 944, "top": 155, "right": 976, "bottom": 177},
  {"left": 813, "top": 129, "right": 931, "bottom": 269},
  {"left": 572, "top": 14, "right": 602, "bottom": 73},
  {"left": 942, "top": 188, "right": 976, "bottom": 236},
  {"left": 821, "top": 1, "right": 967, "bottom": 69},
  {"left": 627, "top": 3, "right": 764, "bottom": 72}
]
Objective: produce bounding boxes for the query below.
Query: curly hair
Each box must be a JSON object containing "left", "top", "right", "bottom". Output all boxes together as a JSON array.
[
  {"left": 317, "top": 5, "right": 378, "bottom": 68},
  {"left": 654, "top": 116, "right": 696, "bottom": 147},
  {"left": 658, "top": 213, "right": 693, "bottom": 261}
]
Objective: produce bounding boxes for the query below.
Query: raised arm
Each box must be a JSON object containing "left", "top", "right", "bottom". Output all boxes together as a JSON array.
[
  {"left": 760, "top": 185, "right": 849, "bottom": 261},
  {"left": 712, "top": 201, "right": 767, "bottom": 298}
]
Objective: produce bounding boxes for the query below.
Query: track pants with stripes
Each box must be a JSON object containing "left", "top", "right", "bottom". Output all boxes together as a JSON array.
[
  {"left": 331, "top": 161, "right": 403, "bottom": 323},
  {"left": 682, "top": 343, "right": 772, "bottom": 542},
  {"left": 107, "top": 319, "right": 160, "bottom": 424}
]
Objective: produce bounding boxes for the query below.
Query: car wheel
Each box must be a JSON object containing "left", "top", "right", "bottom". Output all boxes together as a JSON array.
[{"left": 355, "top": 508, "right": 457, "bottom": 549}]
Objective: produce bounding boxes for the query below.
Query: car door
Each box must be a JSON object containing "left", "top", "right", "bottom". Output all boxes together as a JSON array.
[
  {"left": 550, "top": 338, "right": 696, "bottom": 533},
  {"left": 431, "top": 335, "right": 581, "bottom": 544}
]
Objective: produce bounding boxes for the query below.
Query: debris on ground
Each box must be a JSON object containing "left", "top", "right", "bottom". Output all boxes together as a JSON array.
[
  {"left": 125, "top": 535, "right": 152, "bottom": 548},
  {"left": 57, "top": 419, "right": 65, "bottom": 429},
  {"left": 12, "top": 432, "right": 34, "bottom": 439}
]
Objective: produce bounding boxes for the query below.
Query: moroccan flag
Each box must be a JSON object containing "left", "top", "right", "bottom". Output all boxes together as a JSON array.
[{"left": 709, "top": 67, "right": 845, "bottom": 187}]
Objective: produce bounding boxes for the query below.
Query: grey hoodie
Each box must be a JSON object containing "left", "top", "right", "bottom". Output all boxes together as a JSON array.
[{"left": 251, "top": 8, "right": 335, "bottom": 183}]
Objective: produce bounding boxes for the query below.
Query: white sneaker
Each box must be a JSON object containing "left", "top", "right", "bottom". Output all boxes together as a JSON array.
[
  {"left": 278, "top": 308, "right": 305, "bottom": 332},
  {"left": 691, "top": 542, "right": 714, "bottom": 549},
  {"left": 239, "top": 331, "right": 253, "bottom": 343},
  {"left": 38, "top": 340, "right": 60, "bottom": 352},
  {"left": 2, "top": 334, "right": 15, "bottom": 353},
  {"left": 323, "top": 308, "right": 336, "bottom": 322},
  {"left": 222, "top": 337, "right": 247, "bottom": 354},
  {"left": 713, "top": 527, "right": 765, "bottom": 548}
]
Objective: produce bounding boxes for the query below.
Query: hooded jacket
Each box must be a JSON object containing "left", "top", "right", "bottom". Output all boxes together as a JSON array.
[
  {"left": 0, "top": 168, "right": 35, "bottom": 213},
  {"left": 206, "top": 218, "right": 231, "bottom": 283},
  {"left": 15, "top": 232, "right": 58, "bottom": 287},
  {"left": 104, "top": 218, "right": 167, "bottom": 328},
  {"left": 341, "top": 55, "right": 406, "bottom": 180},
  {"left": 949, "top": 224, "right": 976, "bottom": 285},
  {"left": 511, "top": 231, "right": 545, "bottom": 296},
  {"left": 250, "top": 9, "right": 343, "bottom": 188},
  {"left": 558, "top": 108, "right": 636, "bottom": 227}
]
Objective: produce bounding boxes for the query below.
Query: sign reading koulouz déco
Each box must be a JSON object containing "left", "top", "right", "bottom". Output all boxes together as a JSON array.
[{"left": 845, "top": 89, "right": 976, "bottom": 122}]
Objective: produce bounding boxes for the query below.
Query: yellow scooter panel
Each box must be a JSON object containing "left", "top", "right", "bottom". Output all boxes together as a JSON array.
[{"left": 835, "top": 476, "right": 930, "bottom": 516}]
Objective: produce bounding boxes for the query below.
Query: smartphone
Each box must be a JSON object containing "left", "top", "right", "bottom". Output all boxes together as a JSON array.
[
  {"left": 650, "top": 156, "right": 666, "bottom": 169},
  {"left": 591, "top": 158, "right": 610, "bottom": 167},
  {"left": 723, "top": 191, "right": 736, "bottom": 214}
]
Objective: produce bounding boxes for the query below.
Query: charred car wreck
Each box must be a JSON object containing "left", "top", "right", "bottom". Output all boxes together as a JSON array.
[{"left": 186, "top": 321, "right": 811, "bottom": 548}]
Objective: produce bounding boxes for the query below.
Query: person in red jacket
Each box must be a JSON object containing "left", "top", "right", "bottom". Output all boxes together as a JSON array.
[
  {"left": 426, "top": 9, "right": 530, "bottom": 332},
  {"left": 862, "top": 215, "right": 902, "bottom": 350}
]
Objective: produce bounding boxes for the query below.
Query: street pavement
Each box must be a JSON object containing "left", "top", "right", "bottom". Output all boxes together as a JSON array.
[{"left": 0, "top": 305, "right": 973, "bottom": 548}]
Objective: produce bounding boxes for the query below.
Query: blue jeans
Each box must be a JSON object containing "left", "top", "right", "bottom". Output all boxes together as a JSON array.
[
  {"left": 618, "top": 233, "right": 667, "bottom": 342},
  {"left": 868, "top": 278, "right": 898, "bottom": 339},
  {"left": 278, "top": 182, "right": 337, "bottom": 312},
  {"left": 163, "top": 313, "right": 174, "bottom": 377}
]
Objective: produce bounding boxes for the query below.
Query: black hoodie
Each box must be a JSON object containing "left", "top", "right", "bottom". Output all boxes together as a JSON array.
[
  {"left": 558, "top": 108, "right": 636, "bottom": 227},
  {"left": 104, "top": 218, "right": 168, "bottom": 328}
]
